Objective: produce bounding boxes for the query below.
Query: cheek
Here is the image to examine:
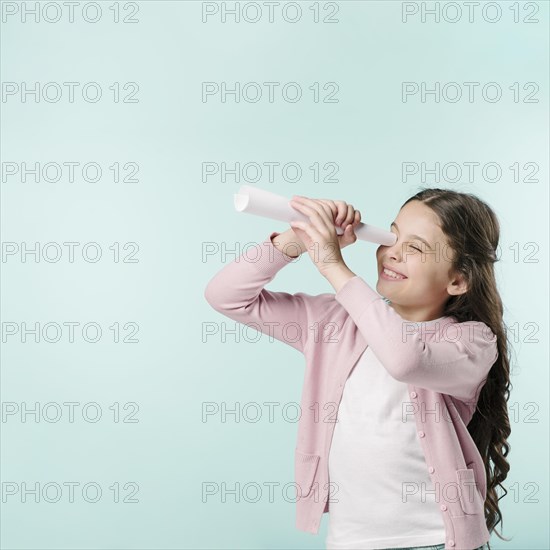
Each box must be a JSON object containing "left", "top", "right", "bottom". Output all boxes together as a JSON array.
[
  {"left": 421, "top": 265, "right": 449, "bottom": 288},
  {"left": 406, "top": 258, "right": 440, "bottom": 283}
]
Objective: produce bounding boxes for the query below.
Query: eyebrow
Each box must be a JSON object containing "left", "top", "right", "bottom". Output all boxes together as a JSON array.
[{"left": 391, "top": 222, "right": 433, "bottom": 250}]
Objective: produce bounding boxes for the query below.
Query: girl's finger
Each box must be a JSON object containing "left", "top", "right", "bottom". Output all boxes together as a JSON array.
[
  {"left": 334, "top": 203, "right": 344, "bottom": 224},
  {"left": 315, "top": 203, "right": 337, "bottom": 234},
  {"left": 343, "top": 205, "right": 354, "bottom": 226},
  {"left": 305, "top": 198, "right": 337, "bottom": 231},
  {"left": 317, "top": 199, "right": 338, "bottom": 221},
  {"left": 290, "top": 219, "right": 323, "bottom": 248},
  {"left": 316, "top": 200, "right": 337, "bottom": 230},
  {"left": 345, "top": 223, "right": 356, "bottom": 241},
  {"left": 336, "top": 201, "right": 348, "bottom": 224},
  {"left": 290, "top": 199, "right": 331, "bottom": 233}
]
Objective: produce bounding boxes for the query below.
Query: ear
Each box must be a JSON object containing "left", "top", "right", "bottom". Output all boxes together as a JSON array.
[{"left": 447, "top": 271, "right": 469, "bottom": 296}]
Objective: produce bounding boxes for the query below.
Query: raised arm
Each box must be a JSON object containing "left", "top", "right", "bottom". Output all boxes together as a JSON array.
[
  {"left": 204, "top": 230, "right": 328, "bottom": 354},
  {"left": 335, "top": 275, "right": 498, "bottom": 403}
]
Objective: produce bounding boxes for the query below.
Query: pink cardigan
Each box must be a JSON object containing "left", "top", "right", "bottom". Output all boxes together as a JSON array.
[{"left": 204, "top": 231, "right": 498, "bottom": 550}]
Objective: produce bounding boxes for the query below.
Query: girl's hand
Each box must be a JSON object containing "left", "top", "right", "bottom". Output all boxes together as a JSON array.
[
  {"left": 315, "top": 197, "right": 361, "bottom": 249},
  {"left": 288, "top": 195, "right": 360, "bottom": 276}
]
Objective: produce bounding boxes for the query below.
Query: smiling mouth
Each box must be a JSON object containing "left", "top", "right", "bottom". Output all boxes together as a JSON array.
[{"left": 381, "top": 267, "right": 408, "bottom": 280}]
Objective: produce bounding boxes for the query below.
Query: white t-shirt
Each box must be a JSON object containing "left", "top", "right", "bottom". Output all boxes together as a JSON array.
[{"left": 325, "top": 347, "right": 447, "bottom": 549}]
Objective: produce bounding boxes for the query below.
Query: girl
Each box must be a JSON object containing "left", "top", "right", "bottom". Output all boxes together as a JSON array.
[{"left": 204, "top": 188, "right": 512, "bottom": 550}]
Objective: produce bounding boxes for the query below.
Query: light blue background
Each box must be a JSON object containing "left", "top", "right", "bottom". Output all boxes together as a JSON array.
[{"left": 1, "top": 1, "right": 548, "bottom": 549}]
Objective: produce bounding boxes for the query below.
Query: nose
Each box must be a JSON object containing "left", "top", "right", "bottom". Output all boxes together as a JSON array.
[{"left": 384, "top": 238, "right": 402, "bottom": 261}]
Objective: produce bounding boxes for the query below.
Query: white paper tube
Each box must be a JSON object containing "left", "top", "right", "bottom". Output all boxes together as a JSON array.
[{"left": 234, "top": 184, "right": 397, "bottom": 246}]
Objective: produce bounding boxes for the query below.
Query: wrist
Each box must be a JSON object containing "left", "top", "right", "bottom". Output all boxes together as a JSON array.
[{"left": 322, "top": 262, "right": 356, "bottom": 293}]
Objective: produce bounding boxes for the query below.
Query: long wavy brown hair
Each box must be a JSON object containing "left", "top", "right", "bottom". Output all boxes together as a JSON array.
[{"left": 401, "top": 188, "right": 513, "bottom": 547}]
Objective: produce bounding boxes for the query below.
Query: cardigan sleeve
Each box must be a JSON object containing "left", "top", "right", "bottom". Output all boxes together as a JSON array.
[
  {"left": 204, "top": 231, "right": 327, "bottom": 354},
  {"left": 335, "top": 275, "right": 499, "bottom": 403}
]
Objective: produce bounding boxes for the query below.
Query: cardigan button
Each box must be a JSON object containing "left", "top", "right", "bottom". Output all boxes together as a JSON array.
[
  {"left": 410, "top": 391, "right": 417, "bottom": 398},
  {"left": 440, "top": 504, "right": 447, "bottom": 511},
  {"left": 448, "top": 540, "right": 455, "bottom": 547},
  {"left": 429, "top": 466, "right": 435, "bottom": 473},
  {"left": 418, "top": 431, "right": 425, "bottom": 438}
]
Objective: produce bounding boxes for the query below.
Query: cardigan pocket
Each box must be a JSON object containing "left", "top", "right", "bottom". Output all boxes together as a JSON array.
[
  {"left": 295, "top": 450, "right": 320, "bottom": 498},
  {"left": 455, "top": 467, "right": 484, "bottom": 515}
]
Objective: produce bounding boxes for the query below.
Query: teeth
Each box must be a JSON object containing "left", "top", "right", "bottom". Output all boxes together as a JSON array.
[{"left": 383, "top": 268, "right": 406, "bottom": 279}]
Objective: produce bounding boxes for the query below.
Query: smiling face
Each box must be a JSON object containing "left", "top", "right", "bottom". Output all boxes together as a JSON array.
[{"left": 375, "top": 200, "right": 468, "bottom": 322}]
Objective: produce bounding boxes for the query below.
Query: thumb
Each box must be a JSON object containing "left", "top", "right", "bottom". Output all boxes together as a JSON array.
[
  {"left": 338, "top": 224, "right": 352, "bottom": 248},
  {"left": 345, "top": 223, "right": 357, "bottom": 242}
]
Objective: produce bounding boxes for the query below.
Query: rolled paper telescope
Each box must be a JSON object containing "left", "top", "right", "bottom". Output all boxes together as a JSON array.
[{"left": 234, "top": 184, "right": 397, "bottom": 246}]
